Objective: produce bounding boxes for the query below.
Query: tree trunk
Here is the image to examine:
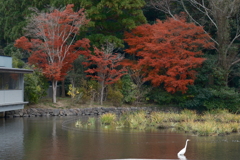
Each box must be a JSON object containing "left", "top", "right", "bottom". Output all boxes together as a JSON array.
[
  {"left": 52, "top": 80, "right": 58, "bottom": 103},
  {"left": 210, "top": 2, "right": 231, "bottom": 86},
  {"left": 100, "top": 81, "right": 105, "bottom": 105},
  {"left": 61, "top": 79, "right": 65, "bottom": 98}
]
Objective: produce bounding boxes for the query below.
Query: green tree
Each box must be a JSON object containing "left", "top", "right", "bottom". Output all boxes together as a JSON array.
[
  {"left": 79, "top": 0, "right": 147, "bottom": 47},
  {"left": 0, "top": 0, "right": 50, "bottom": 45}
]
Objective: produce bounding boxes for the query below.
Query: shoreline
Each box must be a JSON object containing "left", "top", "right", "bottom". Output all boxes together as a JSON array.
[{"left": 4, "top": 106, "right": 173, "bottom": 118}]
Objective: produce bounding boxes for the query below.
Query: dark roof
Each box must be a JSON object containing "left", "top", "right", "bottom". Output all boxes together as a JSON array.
[{"left": 0, "top": 67, "right": 33, "bottom": 74}]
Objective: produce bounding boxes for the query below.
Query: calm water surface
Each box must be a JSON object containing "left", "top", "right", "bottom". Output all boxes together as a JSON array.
[{"left": 1, "top": 116, "right": 240, "bottom": 160}]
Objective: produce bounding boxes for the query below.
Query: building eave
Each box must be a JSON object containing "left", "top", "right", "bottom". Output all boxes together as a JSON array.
[
  {"left": 0, "top": 67, "right": 33, "bottom": 74},
  {"left": 0, "top": 102, "right": 29, "bottom": 107}
]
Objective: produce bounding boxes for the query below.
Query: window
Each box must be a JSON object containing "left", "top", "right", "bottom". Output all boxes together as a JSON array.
[{"left": 0, "top": 73, "right": 22, "bottom": 90}]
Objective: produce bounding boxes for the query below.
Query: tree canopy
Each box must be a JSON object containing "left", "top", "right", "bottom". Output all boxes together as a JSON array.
[
  {"left": 79, "top": 0, "right": 147, "bottom": 47},
  {"left": 1, "top": 0, "right": 240, "bottom": 110},
  {"left": 83, "top": 42, "right": 127, "bottom": 105},
  {"left": 15, "top": 4, "right": 90, "bottom": 103},
  {"left": 124, "top": 16, "right": 214, "bottom": 93},
  {"left": 0, "top": 0, "right": 51, "bottom": 44}
]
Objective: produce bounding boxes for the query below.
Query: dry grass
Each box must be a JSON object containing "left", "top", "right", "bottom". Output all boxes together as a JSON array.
[
  {"left": 100, "top": 113, "right": 117, "bottom": 125},
  {"left": 73, "top": 108, "right": 240, "bottom": 136},
  {"left": 25, "top": 97, "right": 73, "bottom": 109}
]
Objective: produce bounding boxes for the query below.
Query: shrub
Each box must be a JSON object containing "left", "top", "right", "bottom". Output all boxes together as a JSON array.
[
  {"left": 147, "top": 88, "right": 174, "bottom": 104},
  {"left": 180, "top": 86, "right": 212, "bottom": 110},
  {"left": 125, "top": 111, "right": 148, "bottom": 130},
  {"left": 120, "top": 75, "right": 137, "bottom": 104},
  {"left": 76, "top": 79, "right": 99, "bottom": 104},
  {"left": 24, "top": 66, "right": 48, "bottom": 104},
  {"left": 181, "top": 86, "right": 240, "bottom": 113},
  {"left": 203, "top": 87, "right": 240, "bottom": 112},
  {"left": 147, "top": 88, "right": 185, "bottom": 106},
  {"left": 100, "top": 113, "right": 117, "bottom": 125},
  {"left": 121, "top": 75, "right": 152, "bottom": 105},
  {"left": 107, "top": 83, "right": 124, "bottom": 107},
  {"left": 67, "top": 84, "right": 83, "bottom": 104}
]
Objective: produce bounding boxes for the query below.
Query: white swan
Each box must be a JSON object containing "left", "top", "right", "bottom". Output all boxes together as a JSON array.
[{"left": 177, "top": 139, "right": 190, "bottom": 156}]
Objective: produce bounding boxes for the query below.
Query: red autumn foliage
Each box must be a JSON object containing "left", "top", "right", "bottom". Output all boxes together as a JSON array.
[
  {"left": 15, "top": 4, "right": 90, "bottom": 82},
  {"left": 83, "top": 44, "right": 127, "bottom": 105},
  {"left": 124, "top": 16, "right": 214, "bottom": 93},
  {"left": 83, "top": 46, "right": 127, "bottom": 85}
]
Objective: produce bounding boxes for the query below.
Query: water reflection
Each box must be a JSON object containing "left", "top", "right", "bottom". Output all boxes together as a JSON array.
[
  {"left": 0, "top": 118, "right": 24, "bottom": 160},
  {"left": 1, "top": 117, "right": 240, "bottom": 160}
]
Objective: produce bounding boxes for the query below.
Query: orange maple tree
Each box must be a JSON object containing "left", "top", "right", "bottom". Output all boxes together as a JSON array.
[
  {"left": 83, "top": 43, "right": 127, "bottom": 105},
  {"left": 124, "top": 16, "right": 214, "bottom": 93},
  {"left": 15, "top": 4, "right": 90, "bottom": 103}
]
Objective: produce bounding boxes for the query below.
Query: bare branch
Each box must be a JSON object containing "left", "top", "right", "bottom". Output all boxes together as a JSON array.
[
  {"left": 149, "top": 0, "right": 179, "bottom": 19},
  {"left": 180, "top": 0, "right": 219, "bottom": 47},
  {"left": 25, "top": 5, "right": 88, "bottom": 66}
]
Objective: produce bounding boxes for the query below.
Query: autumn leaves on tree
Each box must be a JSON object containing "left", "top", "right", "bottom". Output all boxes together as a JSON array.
[
  {"left": 15, "top": 4, "right": 90, "bottom": 103},
  {"left": 83, "top": 43, "right": 127, "bottom": 105},
  {"left": 124, "top": 16, "right": 214, "bottom": 93},
  {"left": 15, "top": 3, "right": 213, "bottom": 103}
]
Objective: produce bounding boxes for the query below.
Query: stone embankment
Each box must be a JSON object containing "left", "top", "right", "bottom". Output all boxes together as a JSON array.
[{"left": 5, "top": 107, "right": 166, "bottom": 118}]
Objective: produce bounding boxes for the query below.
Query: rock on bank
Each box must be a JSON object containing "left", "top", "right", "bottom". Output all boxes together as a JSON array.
[{"left": 4, "top": 107, "right": 167, "bottom": 118}]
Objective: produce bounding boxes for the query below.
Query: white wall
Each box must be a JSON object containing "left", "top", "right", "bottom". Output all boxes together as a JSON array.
[
  {"left": 0, "top": 56, "right": 12, "bottom": 68},
  {"left": 0, "top": 90, "right": 23, "bottom": 104},
  {"left": 0, "top": 91, "right": 4, "bottom": 104}
]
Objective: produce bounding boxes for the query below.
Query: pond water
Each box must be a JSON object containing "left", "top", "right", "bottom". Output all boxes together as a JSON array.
[{"left": 1, "top": 116, "right": 240, "bottom": 160}]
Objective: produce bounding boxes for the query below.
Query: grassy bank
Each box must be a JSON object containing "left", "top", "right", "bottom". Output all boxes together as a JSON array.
[
  {"left": 27, "top": 98, "right": 240, "bottom": 136},
  {"left": 76, "top": 109, "right": 240, "bottom": 136}
]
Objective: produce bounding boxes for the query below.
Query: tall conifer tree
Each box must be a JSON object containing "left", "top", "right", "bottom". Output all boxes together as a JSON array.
[{"left": 79, "top": 0, "right": 147, "bottom": 47}]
